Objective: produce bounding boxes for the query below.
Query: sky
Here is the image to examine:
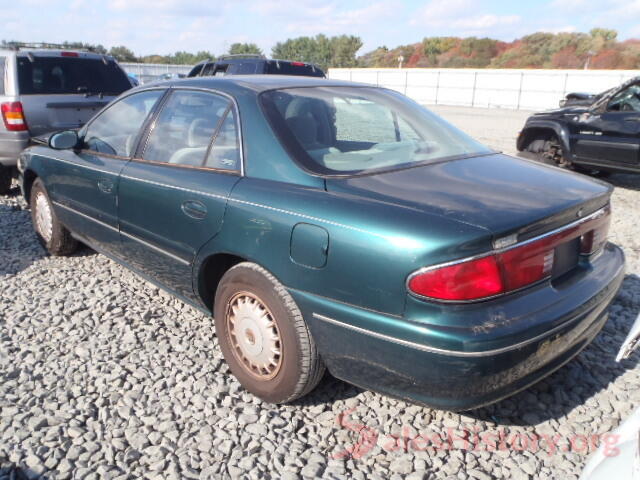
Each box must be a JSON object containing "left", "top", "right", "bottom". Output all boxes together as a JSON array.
[{"left": 3, "top": 0, "right": 640, "bottom": 57}]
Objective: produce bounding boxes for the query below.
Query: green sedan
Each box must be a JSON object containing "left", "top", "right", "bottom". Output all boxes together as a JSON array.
[{"left": 18, "top": 76, "right": 625, "bottom": 410}]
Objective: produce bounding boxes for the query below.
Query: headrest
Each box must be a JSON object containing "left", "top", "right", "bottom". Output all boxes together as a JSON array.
[
  {"left": 286, "top": 115, "right": 317, "bottom": 146},
  {"left": 188, "top": 118, "right": 212, "bottom": 147}
]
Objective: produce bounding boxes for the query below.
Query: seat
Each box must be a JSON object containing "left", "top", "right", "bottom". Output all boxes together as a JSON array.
[{"left": 168, "top": 118, "right": 212, "bottom": 166}]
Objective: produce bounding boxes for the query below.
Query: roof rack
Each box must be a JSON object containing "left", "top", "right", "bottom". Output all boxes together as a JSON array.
[
  {"left": 217, "top": 54, "right": 266, "bottom": 61},
  {"left": 1, "top": 42, "right": 100, "bottom": 52}
]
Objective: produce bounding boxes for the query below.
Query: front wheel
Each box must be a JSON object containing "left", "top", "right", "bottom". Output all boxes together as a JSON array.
[
  {"left": 214, "top": 262, "right": 325, "bottom": 403},
  {"left": 30, "top": 179, "right": 78, "bottom": 256}
]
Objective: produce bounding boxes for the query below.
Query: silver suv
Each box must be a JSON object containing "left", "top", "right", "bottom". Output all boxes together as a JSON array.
[{"left": 0, "top": 44, "right": 132, "bottom": 193}]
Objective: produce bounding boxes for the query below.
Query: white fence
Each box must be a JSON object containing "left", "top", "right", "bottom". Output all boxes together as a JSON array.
[
  {"left": 120, "top": 63, "right": 192, "bottom": 77},
  {"left": 328, "top": 68, "right": 640, "bottom": 111}
]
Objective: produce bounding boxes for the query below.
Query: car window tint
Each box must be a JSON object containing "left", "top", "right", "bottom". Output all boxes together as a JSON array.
[
  {"left": 0, "top": 57, "right": 5, "bottom": 95},
  {"left": 16, "top": 56, "right": 131, "bottom": 95},
  {"left": 82, "top": 90, "right": 164, "bottom": 157},
  {"left": 204, "top": 108, "right": 240, "bottom": 171},
  {"left": 234, "top": 63, "right": 259, "bottom": 74},
  {"left": 608, "top": 84, "right": 640, "bottom": 112},
  {"left": 143, "top": 90, "right": 229, "bottom": 166}
]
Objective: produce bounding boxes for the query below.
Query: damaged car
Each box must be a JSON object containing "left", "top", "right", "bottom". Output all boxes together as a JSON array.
[
  {"left": 20, "top": 76, "right": 625, "bottom": 410},
  {"left": 518, "top": 76, "right": 640, "bottom": 176}
]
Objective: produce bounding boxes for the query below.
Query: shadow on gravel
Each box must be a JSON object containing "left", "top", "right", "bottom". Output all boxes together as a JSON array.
[
  {"left": 468, "top": 274, "right": 640, "bottom": 426},
  {"left": 290, "top": 373, "right": 362, "bottom": 407},
  {"left": 605, "top": 173, "right": 640, "bottom": 192},
  {"left": 0, "top": 465, "right": 51, "bottom": 480}
]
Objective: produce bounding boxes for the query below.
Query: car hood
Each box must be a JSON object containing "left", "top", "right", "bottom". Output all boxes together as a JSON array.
[{"left": 325, "top": 153, "right": 612, "bottom": 239}]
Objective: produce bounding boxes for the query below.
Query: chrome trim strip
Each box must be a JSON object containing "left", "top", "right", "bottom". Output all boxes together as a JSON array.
[
  {"left": 406, "top": 205, "right": 610, "bottom": 303},
  {"left": 52, "top": 201, "right": 119, "bottom": 233},
  {"left": 52, "top": 201, "right": 191, "bottom": 266},
  {"left": 313, "top": 312, "right": 584, "bottom": 358},
  {"left": 119, "top": 230, "right": 191, "bottom": 266}
]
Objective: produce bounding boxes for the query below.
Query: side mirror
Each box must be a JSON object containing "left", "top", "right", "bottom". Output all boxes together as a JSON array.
[{"left": 49, "top": 130, "right": 79, "bottom": 150}]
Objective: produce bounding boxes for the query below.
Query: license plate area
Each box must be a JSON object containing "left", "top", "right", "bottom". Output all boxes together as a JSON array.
[{"left": 552, "top": 237, "right": 581, "bottom": 279}]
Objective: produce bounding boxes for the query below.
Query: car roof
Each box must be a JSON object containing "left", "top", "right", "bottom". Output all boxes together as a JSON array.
[
  {"left": 0, "top": 49, "right": 114, "bottom": 60},
  {"left": 141, "top": 75, "right": 370, "bottom": 94}
]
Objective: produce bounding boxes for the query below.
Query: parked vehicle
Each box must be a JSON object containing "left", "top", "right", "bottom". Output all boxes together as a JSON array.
[
  {"left": 19, "top": 76, "right": 624, "bottom": 409},
  {"left": 0, "top": 43, "right": 132, "bottom": 194},
  {"left": 580, "top": 312, "right": 640, "bottom": 480},
  {"left": 518, "top": 76, "right": 640, "bottom": 175},
  {"left": 187, "top": 54, "right": 325, "bottom": 78}
]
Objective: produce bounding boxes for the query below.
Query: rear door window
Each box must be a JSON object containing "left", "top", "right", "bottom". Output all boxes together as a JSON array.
[
  {"left": 142, "top": 90, "right": 230, "bottom": 166},
  {"left": 265, "top": 61, "right": 324, "bottom": 77},
  {"left": 17, "top": 56, "right": 131, "bottom": 95}
]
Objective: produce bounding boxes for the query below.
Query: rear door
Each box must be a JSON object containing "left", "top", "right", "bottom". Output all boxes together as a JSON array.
[
  {"left": 49, "top": 89, "right": 165, "bottom": 254},
  {"left": 117, "top": 88, "right": 242, "bottom": 297},
  {"left": 16, "top": 52, "right": 132, "bottom": 135},
  {"left": 573, "top": 82, "right": 640, "bottom": 169}
]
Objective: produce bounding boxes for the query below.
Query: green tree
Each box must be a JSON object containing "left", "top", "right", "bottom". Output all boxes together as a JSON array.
[
  {"left": 108, "top": 45, "right": 137, "bottom": 62},
  {"left": 272, "top": 34, "right": 362, "bottom": 69},
  {"left": 228, "top": 43, "right": 263, "bottom": 56}
]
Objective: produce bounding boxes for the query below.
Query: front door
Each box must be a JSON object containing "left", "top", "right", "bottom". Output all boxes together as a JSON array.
[
  {"left": 48, "top": 89, "right": 165, "bottom": 254},
  {"left": 117, "top": 89, "right": 243, "bottom": 299},
  {"left": 573, "top": 82, "right": 640, "bottom": 168}
]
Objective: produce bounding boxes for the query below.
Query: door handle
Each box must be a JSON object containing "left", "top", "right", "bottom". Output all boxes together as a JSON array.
[
  {"left": 624, "top": 117, "right": 640, "bottom": 122},
  {"left": 97, "top": 179, "right": 114, "bottom": 193},
  {"left": 181, "top": 200, "right": 207, "bottom": 220}
]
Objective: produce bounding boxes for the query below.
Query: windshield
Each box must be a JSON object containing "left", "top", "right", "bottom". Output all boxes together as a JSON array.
[
  {"left": 260, "top": 86, "right": 491, "bottom": 175},
  {"left": 17, "top": 56, "right": 131, "bottom": 95}
]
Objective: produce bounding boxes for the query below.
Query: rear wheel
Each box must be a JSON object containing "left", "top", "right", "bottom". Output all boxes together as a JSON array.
[
  {"left": 30, "top": 179, "right": 78, "bottom": 256},
  {"left": 0, "top": 166, "right": 12, "bottom": 195},
  {"left": 214, "top": 262, "right": 325, "bottom": 403}
]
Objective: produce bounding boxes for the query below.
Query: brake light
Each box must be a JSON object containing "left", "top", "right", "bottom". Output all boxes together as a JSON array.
[
  {"left": 1, "top": 102, "right": 28, "bottom": 132},
  {"left": 291, "top": 61, "right": 305, "bottom": 66},
  {"left": 408, "top": 207, "right": 610, "bottom": 302},
  {"left": 61, "top": 51, "right": 79, "bottom": 57}
]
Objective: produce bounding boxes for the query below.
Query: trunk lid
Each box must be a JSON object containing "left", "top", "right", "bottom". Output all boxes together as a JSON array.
[
  {"left": 325, "top": 153, "right": 612, "bottom": 241},
  {"left": 16, "top": 52, "right": 131, "bottom": 136}
]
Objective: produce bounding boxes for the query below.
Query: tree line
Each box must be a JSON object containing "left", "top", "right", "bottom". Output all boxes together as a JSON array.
[{"left": 3, "top": 28, "right": 639, "bottom": 69}]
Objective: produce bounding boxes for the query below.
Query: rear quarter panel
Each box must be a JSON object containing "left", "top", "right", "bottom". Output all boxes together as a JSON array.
[{"left": 195, "top": 177, "right": 493, "bottom": 316}]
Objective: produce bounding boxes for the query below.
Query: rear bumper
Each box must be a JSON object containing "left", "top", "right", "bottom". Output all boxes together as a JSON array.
[
  {"left": 291, "top": 243, "right": 625, "bottom": 410},
  {"left": 0, "top": 131, "right": 30, "bottom": 167}
]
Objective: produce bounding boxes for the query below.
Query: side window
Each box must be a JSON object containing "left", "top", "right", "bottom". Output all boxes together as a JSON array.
[
  {"left": 142, "top": 90, "right": 229, "bottom": 166},
  {"left": 82, "top": 90, "right": 164, "bottom": 156},
  {"left": 205, "top": 108, "right": 241, "bottom": 171},
  {"left": 607, "top": 84, "right": 640, "bottom": 112},
  {"left": 0, "top": 57, "right": 5, "bottom": 95}
]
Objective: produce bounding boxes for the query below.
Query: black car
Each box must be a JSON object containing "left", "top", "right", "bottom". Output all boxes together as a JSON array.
[
  {"left": 518, "top": 76, "right": 640, "bottom": 175},
  {"left": 187, "top": 54, "right": 325, "bottom": 78}
]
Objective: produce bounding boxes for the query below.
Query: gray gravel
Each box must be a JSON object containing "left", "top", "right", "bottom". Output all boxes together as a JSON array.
[{"left": 1, "top": 106, "right": 640, "bottom": 480}]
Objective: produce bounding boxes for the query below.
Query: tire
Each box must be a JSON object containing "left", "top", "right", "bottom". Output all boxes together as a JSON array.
[
  {"left": 30, "top": 179, "right": 78, "bottom": 256},
  {"left": 0, "top": 166, "right": 12, "bottom": 195},
  {"left": 214, "top": 262, "right": 325, "bottom": 403}
]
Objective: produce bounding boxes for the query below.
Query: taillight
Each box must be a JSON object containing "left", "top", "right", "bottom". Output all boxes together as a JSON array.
[
  {"left": 61, "top": 51, "right": 79, "bottom": 57},
  {"left": 1, "top": 102, "right": 28, "bottom": 132},
  {"left": 408, "top": 206, "right": 610, "bottom": 302},
  {"left": 291, "top": 61, "right": 306, "bottom": 66}
]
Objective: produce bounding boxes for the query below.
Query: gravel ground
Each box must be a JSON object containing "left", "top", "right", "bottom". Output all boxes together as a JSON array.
[{"left": 1, "top": 106, "right": 639, "bottom": 480}]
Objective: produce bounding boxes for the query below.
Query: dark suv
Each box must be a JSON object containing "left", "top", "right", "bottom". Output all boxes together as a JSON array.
[
  {"left": 187, "top": 54, "right": 325, "bottom": 78},
  {"left": 0, "top": 43, "right": 132, "bottom": 193}
]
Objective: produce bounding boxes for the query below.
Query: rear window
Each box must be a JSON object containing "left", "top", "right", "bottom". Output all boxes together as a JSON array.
[
  {"left": 260, "top": 86, "right": 491, "bottom": 176},
  {"left": 17, "top": 56, "right": 131, "bottom": 95},
  {"left": 265, "top": 61, "right": 324, "bottom": 78}
]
